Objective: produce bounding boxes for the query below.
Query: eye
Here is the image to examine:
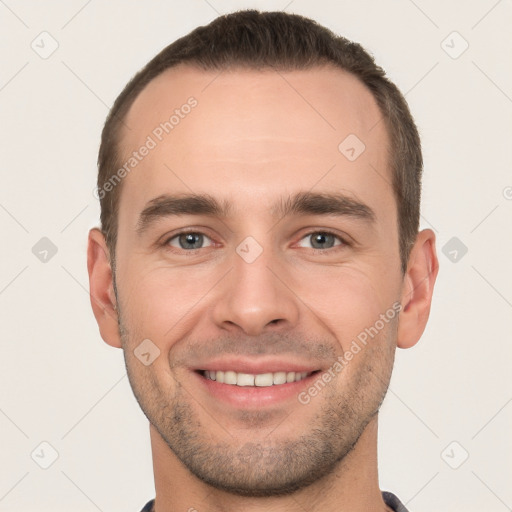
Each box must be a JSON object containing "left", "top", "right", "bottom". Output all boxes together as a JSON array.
[
  {"left": 161, "top": 229, "right": 348, "bottom": 253},
  {"left": 297, "top": 231, "right": 346, "bottom": 250},
  {"left": 165, "top": 231, "right": 213, "bottom": 250}
]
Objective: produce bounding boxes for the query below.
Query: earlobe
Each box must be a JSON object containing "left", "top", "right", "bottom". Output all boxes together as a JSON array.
[
  {"left": 397, "top": 229, "right": 439, "bottom": 349},
  {"left": 87, "top": 228, "right": 122, "bottom": 348}
]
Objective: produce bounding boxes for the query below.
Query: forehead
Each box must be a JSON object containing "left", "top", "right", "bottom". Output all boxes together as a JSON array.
[
  {"left": 117, "top": 63, "right": 392, "bottom": 227},
  {"left": 121, "top": 63, "right": 385, "bottom": 154}
]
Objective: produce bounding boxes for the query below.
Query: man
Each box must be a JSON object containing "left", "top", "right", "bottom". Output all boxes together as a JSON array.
[{"left": 87, "top": 9, "right": 438, "bottom": 512}]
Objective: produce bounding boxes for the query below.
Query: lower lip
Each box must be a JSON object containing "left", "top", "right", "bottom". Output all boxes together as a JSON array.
[{"left": 192, "top": 370, "right": 319, "bottom": 408}]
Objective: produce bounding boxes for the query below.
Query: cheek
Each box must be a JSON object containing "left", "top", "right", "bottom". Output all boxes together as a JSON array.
[
  {"left": 117, "top": 261, "right": 220, "bottom": 344},
  {"left": 297, "top": 265, "right": 397, "bottom": 352}
]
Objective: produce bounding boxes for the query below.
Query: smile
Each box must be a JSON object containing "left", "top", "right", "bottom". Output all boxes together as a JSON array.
[{"left": 201, "top": 370, "right": 315, "bottom": 387}]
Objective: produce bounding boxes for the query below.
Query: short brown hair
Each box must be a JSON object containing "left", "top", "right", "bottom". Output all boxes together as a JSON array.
[{"left": 97, "top": 9, "right": 422, "bottom": 273}]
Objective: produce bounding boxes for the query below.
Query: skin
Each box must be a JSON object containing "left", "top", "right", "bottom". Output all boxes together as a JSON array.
[{"left": 88, "top": 64, "right": 438, "bottom": 512}]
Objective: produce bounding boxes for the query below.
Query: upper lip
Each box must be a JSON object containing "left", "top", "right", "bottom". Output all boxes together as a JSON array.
[{"left": 192, "top": 356, "right": 321, "bottom": 375}]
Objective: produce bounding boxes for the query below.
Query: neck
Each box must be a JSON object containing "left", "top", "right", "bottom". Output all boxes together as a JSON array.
[{"left": 150, "top": 415, "right": 391, "bottom": 512}]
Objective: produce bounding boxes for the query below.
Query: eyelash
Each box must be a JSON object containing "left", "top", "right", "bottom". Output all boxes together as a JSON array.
[{"left": 161, "top": 229, "right": 350, "bottom": 254}]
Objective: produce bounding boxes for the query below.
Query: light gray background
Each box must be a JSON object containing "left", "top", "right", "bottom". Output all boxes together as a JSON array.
[{"left": 1, "top": 1, "right": 511, "bottom": 511}]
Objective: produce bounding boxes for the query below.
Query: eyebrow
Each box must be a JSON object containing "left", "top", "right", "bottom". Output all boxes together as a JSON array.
[{"left": 136, "top": 191, "right": 376, "bottom": 236}]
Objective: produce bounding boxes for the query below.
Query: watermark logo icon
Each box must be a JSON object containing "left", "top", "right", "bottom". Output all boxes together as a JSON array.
[
  {"left": 31, "top": 441, "right": 59, "bottom": 469},
  {"left": 31, "top": 31, "right": 59, "bottom": 59},
  {"left": 134, "top": 339, "right": 160, "bottom": 366},
  {"left": 338, "top": 134, "right": 366, "bottom": 162},
  {"left": 32, "top": 237, "right": 58, "bottom": 263},
  {"left": 236, "top": 236, "right": 263, "bottom": 264},
  {"left": 441, "top": 31, "right": 469, "bottom": 59},
  {"left": 442, "top": 236, "right": 468, "bottom": 263},
  {"left": 441, "top": 441, "right": 469, "bottom": 469}
]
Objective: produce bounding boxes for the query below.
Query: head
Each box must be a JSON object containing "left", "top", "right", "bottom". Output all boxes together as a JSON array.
[{"left": 88, "top": 10, "right": 438, "bottom": 497}]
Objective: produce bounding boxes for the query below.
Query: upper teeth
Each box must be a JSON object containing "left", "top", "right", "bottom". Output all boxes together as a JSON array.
[{"left": 203, "top": 370, "right": 310, "bottom": 387}]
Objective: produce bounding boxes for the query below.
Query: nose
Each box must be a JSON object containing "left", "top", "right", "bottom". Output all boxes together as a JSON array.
[{"left": 211, "top": 244, "right": 300, "bottom": 336}]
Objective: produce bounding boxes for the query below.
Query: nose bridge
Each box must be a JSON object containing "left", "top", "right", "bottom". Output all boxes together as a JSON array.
[{"left": 211, "top": 236, "right": 300, "bottom": 335}]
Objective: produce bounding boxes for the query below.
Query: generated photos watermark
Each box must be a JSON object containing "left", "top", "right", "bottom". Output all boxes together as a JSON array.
[
  {"left": 94, "top": 96, "right": 198, "bottom": 200},
  {"left": 298, "top": 301, "right": 403, "bottom": 405}
]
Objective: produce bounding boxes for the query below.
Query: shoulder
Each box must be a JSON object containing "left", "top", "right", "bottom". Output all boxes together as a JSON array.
[
  {"left": 139, "top": 498, "right": 155, "bottom": 512},
  {"left": 382, "top": 491, "right": 410, "bottom": 512}
]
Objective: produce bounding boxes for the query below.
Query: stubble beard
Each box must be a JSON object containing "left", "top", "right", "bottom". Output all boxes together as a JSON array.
[{"left": 117, "top": 306, "right": 396, "bottom": 497}]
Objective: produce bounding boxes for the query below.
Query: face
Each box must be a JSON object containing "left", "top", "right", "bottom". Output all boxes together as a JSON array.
[{"left": 110, "top": 64, "right": 405, "bottom": 496}]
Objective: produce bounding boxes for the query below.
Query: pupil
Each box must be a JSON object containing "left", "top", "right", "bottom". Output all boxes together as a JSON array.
[
  {"left": 180, "top": 233, "right": 202, "bottom": 249},
  {"left": 312, "top": 233, "right": 333, "bottom": 249}
]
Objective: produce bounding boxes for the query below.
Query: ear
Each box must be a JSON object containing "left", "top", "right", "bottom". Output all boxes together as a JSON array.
[
  {"left": 87, "top": 228, "right": 122, "bottom": 348},
  {"left": 397, "top": 229, "right": 439, "bottom": 349}
]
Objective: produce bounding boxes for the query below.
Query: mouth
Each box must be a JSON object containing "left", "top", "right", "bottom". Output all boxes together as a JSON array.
[
  {"left": 192, "top": 368, "right": 322, "bottom": 407},
  {"left": 199, "top": 369, "right": 316, "bottom": 386}
]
